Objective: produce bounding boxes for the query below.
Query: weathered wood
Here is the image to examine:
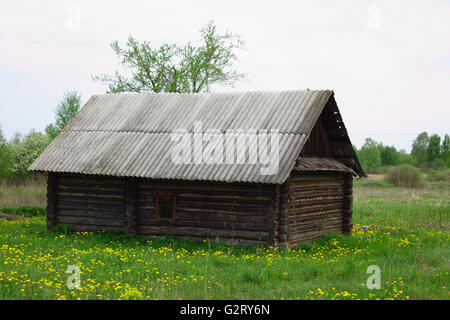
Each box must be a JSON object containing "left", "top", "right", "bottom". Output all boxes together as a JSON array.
[
  {"left": 57, "top": 216, "right": 125, "bottom": 227},
  {"left": 137, "top": 218, "right": 268, "bottom": 232},
  {"left": 289, "top": 211, "right": 343, "bottom": 226},
  {"left": 48, "top": 168, "right": 353, "bottom": 248},
  {"left": 46, "top": 173, "right": 57, "bottom": 231},
  {"left": 173, "top": 206, "right": 271, "bottom": 216},
  {"left": 268, "top": 185, "right": 280, "bottom": 247},
  {"left": 289, "top": 198, "right": 343, "bottom": 209},
  {"left": 284, "top": 171, "right": 353, "bottom": 247},
  {"left": 289, "top": 219, "right": 343, "bottom": 235},
  {"left": 173, "top": 211, "right": 270, "bottom": 223},
  {"left": 69, "top": 224, "right": 124, "bottom": 233},
  {"left": 137, "top": 225, "right": 268, "bottom": 241},
  {"left": 277, "top": 181, "right": 289, "bottom": 248},
  {"left": 288, "top": 224, "right": 342, "bottom": 242},
  {"left": 342, "top": 173, "right": 353, "bottom": 235},
  {"left": 289, "top": 191, "right": 344, "bottom": 200},
  {"left": 124, "top": 177, "right": 137, "bottom": 237},
  {"left": 57, "top": 209, "right": 125, "bottom": 219}
]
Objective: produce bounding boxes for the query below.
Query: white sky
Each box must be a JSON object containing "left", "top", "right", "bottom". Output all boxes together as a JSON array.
[{"left": 0, "top": 0, "right": 449, "bottom": 151}]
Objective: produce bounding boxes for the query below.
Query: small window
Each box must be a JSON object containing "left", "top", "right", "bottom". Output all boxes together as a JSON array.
[{"left": 156, "top": 192, "right": 176, "bottom": 222}]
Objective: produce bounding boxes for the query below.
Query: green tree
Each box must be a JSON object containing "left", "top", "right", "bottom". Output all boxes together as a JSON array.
[
  {"left": 357, "top": 138, "right": 382, "bottom": 172},
  {"left": 426, "top": 134, "right": 441, "bottom": 163},
  {"left": 0, "top": 125, "right": 11, "bottom": 179},
  {"left": 93, "top": 21, "right": 246, "bottom": 93},
  {"left": 442, "top": 134, "right": 450, "bottom": 166},
  {"left": 397, "top": 149, "right": 416, "bottom": 166},
  {"left": 411, "top": 132, "right": 429, "bottom": 164},
  {"left": 6, "top": 130, "right": 50, "bottom": 180},
  {"left": 0, "top": 125, "right": 5, "bottom": 147},
  {"left": 378, "top": 144, "right": 399, "bottom": 166},
  {"left": 45, "top": 90, "right": 81, "bottom": 140}
]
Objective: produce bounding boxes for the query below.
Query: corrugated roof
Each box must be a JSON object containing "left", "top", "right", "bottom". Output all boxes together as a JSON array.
[
  {"left": 29, "top": 90, "right": 360, "bottom": 183},
  {"left": 294, "top": 157, "right": 357, "bottom": 176}
]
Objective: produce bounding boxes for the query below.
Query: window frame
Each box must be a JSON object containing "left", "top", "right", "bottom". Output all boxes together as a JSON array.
[{"left": 155, "top": 192, "right": 177, "bottom": 223}]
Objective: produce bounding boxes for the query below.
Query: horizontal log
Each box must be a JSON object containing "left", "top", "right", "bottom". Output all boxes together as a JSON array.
[
  {"left": 289, "top": 199, "right": 343, "bottom": 209},
  {"left": 67, "top": 224, "right": 124, "bottom": 233},
  {"left": 57, "top": 195, "right": 125, "bottom": 205},
  {"left": 57, "top": 200, "right": 125, "bottom": 213},
  {"left": 289, "top": 174, "right": 344, "bottom": 182},
  {"left": 57, "top": 216, "right": 126, "bottom": 227},
  {"left": 148, "top": 234, "right": 267, "bottom": 247},
  {"left": 288, "top": 225, "right": 342, "bottom": 242},
  {"left": 138, "top": 188, "right": 274, "bottom": 199},
  {"left": 137, "top": 225, "right": 268, "bottom": 241},
  {"left": 57, "top": 175, "right": 125, "bottom": 186},
  {"left": 288, "top": 203, "right": 342, "bottom": 216},
  {"left": 174, "top": 211, "right": 270, "bottom": 223},
  {"left": 57, "top": 183, "right": 124, "bottom": 193},
  {"left": 177, "top": 199, "right": 273, "bottom": 210},
  {"left": 57, "top": 209, "right": 125, "bottom": 219},
  {"left": 286, "top": 230, "right": 344, "bottom": 248},
  {"left": 289, "top": 218, "right": 343, "bottom": 235},
  {"left": 289, "top": 211, "right": 343, "bottom": 226},
  {"left": 174, "top": 206, "right": 270, "bottom": 216},
  {"left": 56, "top": 191, "right": 124, "bottom": 199},
  {"left": 289, "top": 181, "right": 345, "bottom": 189},
  {"left": 289, "top": 194, "right": 344, "bottom": 203},
  {"left": 289, "top": 186, "right": 344, "bottom": 195},
  {"left": 137, "top": 181, "right": 275, "bottom": 193},
  {"left": 136, "top": 217, "right": 268, "bottom": 232},
  {"left": 136, "top": 204, "right": 156, "bottom": 210},
  {"left": 178, "top": 192, "right": 271, "bottom": 201},
  {"left": 280, "top": 212, "right": 342, "bottom": 233}
]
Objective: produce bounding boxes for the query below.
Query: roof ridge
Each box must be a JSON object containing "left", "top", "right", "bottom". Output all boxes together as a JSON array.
[{"left": 92, "top": 89, "right": 334, "bottom": 97}]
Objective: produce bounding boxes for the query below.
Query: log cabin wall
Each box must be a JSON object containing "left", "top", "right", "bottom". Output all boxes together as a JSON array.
[
  {"left": 53, "top": 173, "right": 127, "bottom": 232},
  {"left": 283, "top": 171, "right": 353, "bottom": 249},
  {"left": 47, "top": 171, "right": 352, "bottom": 248},
  {"left": 134, "top": 179, "right": 276, "bottom": 246},
  {"left": 49, "top": 173, "right": 277, "bottom": 246}
]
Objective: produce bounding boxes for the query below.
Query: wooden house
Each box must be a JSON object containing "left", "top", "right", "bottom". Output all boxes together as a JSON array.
[{"left": 29, "top": 90, "right": 365, "bottom": 248}]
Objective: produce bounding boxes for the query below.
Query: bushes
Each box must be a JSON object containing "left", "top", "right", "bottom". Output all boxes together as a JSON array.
[
  {"left": 5, "top": 130, "right": 50, "bottom": 180},
  {"left": 426, "top": 168, "right": 450, "bottom": 182},
  {"left": 385, "top": 165, "right": 424, "bottom": 188},
  {"left": 0, "top": 206, "right": 46, "bottom": 217}
]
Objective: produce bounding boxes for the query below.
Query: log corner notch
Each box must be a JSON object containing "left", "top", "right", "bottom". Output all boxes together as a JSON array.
[
  {"left": 124, "top": 177, "right": 137, "bottom": 237},
  {"left": 342, "top": 173, "right": 353, "bottom": 235},
  {"left": 46, "top": 172, "right": 57, "bottom": 231},
  {"left": 268, "top": 184, "right": 280, "bottom": 248},
  {"left": 277, "top": 182, "right": 290, "bottom": 249}
]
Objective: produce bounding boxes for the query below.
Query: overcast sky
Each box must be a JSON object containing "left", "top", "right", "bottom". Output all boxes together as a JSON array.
[{"left": 0, "top": 0, "right": 449, "bottom": 151}]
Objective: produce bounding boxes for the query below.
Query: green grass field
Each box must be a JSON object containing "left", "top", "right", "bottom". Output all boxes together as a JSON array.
[{"left": 0, "top": 177, "right": 448, "bottom": 300}]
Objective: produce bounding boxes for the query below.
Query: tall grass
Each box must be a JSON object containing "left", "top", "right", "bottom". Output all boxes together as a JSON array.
[{"left": 0, "top": 177, "right": 46, "bottom": 207}]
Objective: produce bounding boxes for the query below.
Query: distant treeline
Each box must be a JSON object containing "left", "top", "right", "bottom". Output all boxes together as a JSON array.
[{"left": 355, "top": 133, "right": 450, "bottom": 173}]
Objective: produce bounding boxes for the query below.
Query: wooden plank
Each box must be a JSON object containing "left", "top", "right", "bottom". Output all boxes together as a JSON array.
[
  {"left": 124, "top": 177, "right": 137, "bottom": 236},
  {"left": 57, "top": 216, "right": 125, "bottom": 227},
  {"left": 47, "top": 173, "right": 57, "bottom": 231},
  {"left": 137, "top": 225, "right": 268, "bottom": 241}
]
